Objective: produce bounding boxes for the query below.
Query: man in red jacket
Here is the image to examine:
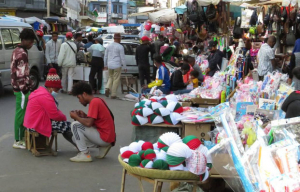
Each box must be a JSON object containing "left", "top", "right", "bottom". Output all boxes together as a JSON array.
[
  {"left": 24, "top": 68, "right": 74, "bottom": 145},
  {"left": 70, "top": 82, "right": 115, "bottom": 162}
]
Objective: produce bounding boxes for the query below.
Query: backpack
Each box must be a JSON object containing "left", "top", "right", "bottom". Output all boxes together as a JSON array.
[
  {"left": 233, "top": 17, "right": 243, "bottom": 39},
  {"left": 187, "top": 0, "right": 204, "bottom": 24},
  {"left": 250, "top": 9, "right": 258, "bottom": 26},
  {"left": 206, "top": 4, "right": 217, "bottom": 20}
]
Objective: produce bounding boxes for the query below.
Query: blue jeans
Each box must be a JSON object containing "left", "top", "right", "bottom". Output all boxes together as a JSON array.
[
  {"left": 142, "top": 87, "right": 170, "bottom": 94},
  {"left": 173, "top": 89, "right": 192, "bottom": 95}
]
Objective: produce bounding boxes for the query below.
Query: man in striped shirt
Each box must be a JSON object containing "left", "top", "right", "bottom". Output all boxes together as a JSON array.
[{"left": 257, "top": 36, "right": 277, "bottom": 80}]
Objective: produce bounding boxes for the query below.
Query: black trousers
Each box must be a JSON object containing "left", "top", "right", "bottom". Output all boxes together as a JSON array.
[
  {"left": 138, "top": 64, "right": 151, "bottom": 86},
  {"left": 89, "top": 57, "right": 104, "bottom": 91}
]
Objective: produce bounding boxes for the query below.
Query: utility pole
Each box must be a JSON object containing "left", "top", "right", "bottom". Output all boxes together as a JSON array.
[{"left": 47, "top": 0, "right": 50, "bottom": 17}]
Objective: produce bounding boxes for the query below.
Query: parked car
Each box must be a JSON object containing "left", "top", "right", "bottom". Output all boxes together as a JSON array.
[
  {"left": 43, "top": 35, "right": 66, "bottom": 44},
  {"left": 103, "top": 40, "right": 153, "bottom": 76},
  {"left": 0, "top": 20, "right": 45, "bottom": 96}
]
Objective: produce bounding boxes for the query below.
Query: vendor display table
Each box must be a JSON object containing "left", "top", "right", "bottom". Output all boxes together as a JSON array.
[{"left": 132, "top": 123, "right": 183, "bottom": 143}]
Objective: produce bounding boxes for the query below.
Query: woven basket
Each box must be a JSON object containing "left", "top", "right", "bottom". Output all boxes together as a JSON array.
[{"left": 118, "top": 155, "right": 199, "bottom": 180}]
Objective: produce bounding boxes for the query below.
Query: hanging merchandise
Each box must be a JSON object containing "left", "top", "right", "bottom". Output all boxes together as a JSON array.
[
  {"left": 241, "top": 9, "right": 254, "bottom": 28},
  {"left": 286, "top": 26, "right": 296, "bottom": 46},
  {"left": 187, "top": 0, "right": 205, "bottom": 25},
  {"left": 249, "top": 9, "right": 258, "bottom": 26},
  {"left": 233, "top": 17, "right": 243, "bottom": 39}
]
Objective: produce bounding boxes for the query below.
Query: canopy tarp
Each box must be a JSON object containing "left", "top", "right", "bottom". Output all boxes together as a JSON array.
[
  {"left": 25, "top": 17, "right": 51, "bottom": 31},
  {"left": 43, "top": 17, "right": 68, "bottom": 24},
  {"left": 175, "top": 5, "right": 187, "bottom": 14},
  {"left": 148, "top": 9, "right": 177, "bottom": 24},
  {"left": 128, "top": 8, "right": 162, "bottom": 17}
]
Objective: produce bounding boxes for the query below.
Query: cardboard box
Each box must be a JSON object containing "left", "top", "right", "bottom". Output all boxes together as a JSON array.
[
  {"left": 183, "top": 122, "right": 214, "bottom": 141},
  {"left": 190, "top": 98, "right": 220, "bottom": 108},
  {"left": 210, "top": 153, "right": 238, "bottom": 176}
]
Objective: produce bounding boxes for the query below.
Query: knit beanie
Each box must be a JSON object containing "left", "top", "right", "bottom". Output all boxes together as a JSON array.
[
  {"left": 154, "top": 108, "right": 171, "bottom": 116},
  {"left": 148, "top": 114, "right": 164, "bottom": 124},
  {"left": 163, "top": 112, "right": 182, "bottom": 125},
  {"left": 132, "top": 115, "right": 148, "bottom": 126},
  {"left": 137, "top": 108, "right": 154, "bottom": 117},
  {"left": 157, "top": 132, "right": 182, "bottom": 149},
  {"left": 138, "top": 150, "right": 145, "bottom": 159},
  {"left": 148, "top": 102, "right": 163, "bottom": 110},
  {"left": 140, "top": 159, "right": 153, "bottom": 169},
  {"left": 128, "top": 154, "right": 142, "bottom": 167},
  {"left": 166, "top": 102, "right": 183, "bottom": 113},
  {"left": 121, "top": 150, "right": 135, "bottom": 159},
  {"left": 144, "top": 149, "right": 156, "bottom": 160},
  {"left": 152, "top": 160, "right": 169, "bottom": 170},
  {"left": 45, "top": 68, "right": 62, "bottom": 89},
  {"left": 166, "top": 143, "right": 192, "bottom": 167},
  {"left": 142, "top": 142, "right": 154, "bottom": 151},
  {"left": 161, "top": 100, "right": 169, "bottom": 107},
  {"left": 131, "top": 109, "right": 139, "bottom": 116},
  {"left": 182, "top": 135, "right": 202, "bottom": 150}
]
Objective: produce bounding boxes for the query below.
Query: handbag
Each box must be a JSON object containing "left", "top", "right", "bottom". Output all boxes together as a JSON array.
[{"left": 286, "top": 26, "right": 296, "bottom": 45}]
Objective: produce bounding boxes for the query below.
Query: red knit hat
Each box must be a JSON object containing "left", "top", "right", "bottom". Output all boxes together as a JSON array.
[
  {"left": 141, "top": 36, "right": 150, "bottom": 42},
  {"left": 45, "top": 68, "right": 62, "bottom": 89}
]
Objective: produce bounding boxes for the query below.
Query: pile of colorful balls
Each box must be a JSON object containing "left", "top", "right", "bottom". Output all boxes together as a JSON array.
[
  {"left": 131, "top": 96, "right": 184, "bottom": 126},
  {"left": 120, "top": 132, "right": 212, "bottom": 181}
]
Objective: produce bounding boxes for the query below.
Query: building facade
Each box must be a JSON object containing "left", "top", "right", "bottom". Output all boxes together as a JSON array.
[
  {"left": 89, "top": 0, "right": 108, "bottom": 25},
  {"left": 0, "top": 0, "right": 67, "bottom": 18}
]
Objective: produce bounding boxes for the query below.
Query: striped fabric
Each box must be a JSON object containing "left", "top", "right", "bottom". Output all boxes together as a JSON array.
[
  {"left": 72, "top": 122, "right": 85, "bottom": 141},
  {"left": 257, "top": 44, "right": 275, "bottom": 76}
]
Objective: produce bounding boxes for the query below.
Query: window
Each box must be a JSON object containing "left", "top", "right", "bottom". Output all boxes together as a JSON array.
[
  {"left": 1, "top": 29, "right": 13, "bottom": 50},
  {"left": 119, "top": 5, "right": 122, "bottom": 13},
  {"left": 10, "top": 29, "right": 21, "bottom": 48},
  {"left": 129, "top": 44, "right": 138, "bottom": 55},
  {"left": 121, "top": 44, "right": 131, "bottom": 55},
  {"left": 93, "top": 4, "right": 100, "bottom": 11},
  {"left": 113, "top": 4, "right": 117, "bottom": 13},
  {"left": 26, "top": 0, "right": 33, "bottom": 4},
  {"left": 0, "top": 0, "right": 5, "bottom": 4},
  {"left": 100, "top": 6, "right": 106, "bottom": 12}
]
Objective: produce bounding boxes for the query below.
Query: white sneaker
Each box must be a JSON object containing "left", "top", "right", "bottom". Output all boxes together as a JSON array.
[
  {"left": 13, "top": 141, "right": 26, "bottom": 149},
  {"left": 70, "top": 152, "right": 92, "bottom": 162},
  {"left": 96, "top": 145, "right": 112, "bottom": 159}
]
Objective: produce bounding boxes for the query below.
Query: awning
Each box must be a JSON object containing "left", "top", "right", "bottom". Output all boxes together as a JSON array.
[
  {"left": 148, "top": 9, "right": 177, "bottom": 24},
  {"left": 43, "top": 17, "right": 68, "bottom": 24},
  {"left": 1, "top": 15, "right": 24, "bottom": 22},
  {"left": 128, "top": 1, "right": 136, "bottom": 7},
  {"left": 122, "top": 23, "right": 141, "bottom": 27},
  {"left": 128, "top": 9, "right": 162, "bottom": 17},
  {"left": 25, "top": 17, "right": 51, "bottom": 31},
  {"left": 175, "top": 5, "right": 187, "bottom": 14}
]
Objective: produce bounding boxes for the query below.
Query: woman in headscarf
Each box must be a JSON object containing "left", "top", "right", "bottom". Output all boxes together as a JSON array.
[
  {"left": 87, "top": 36, "right": 105, "bottom": 94},
  {"left": 288, "top": 39, "right": 300, "bottom": 84}
]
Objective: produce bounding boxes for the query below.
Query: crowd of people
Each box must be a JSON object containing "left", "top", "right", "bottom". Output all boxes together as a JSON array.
[{"left": 9, "top": 27, "right": 300, "bottom": 163}]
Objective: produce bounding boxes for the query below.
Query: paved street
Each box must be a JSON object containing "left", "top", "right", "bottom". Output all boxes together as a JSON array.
[{"left": 0, "top": 84, "right": 160, "bottom": 192}]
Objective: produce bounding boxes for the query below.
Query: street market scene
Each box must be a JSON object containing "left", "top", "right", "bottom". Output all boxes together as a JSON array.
[{"left": 1, "top": 0, "right": 300, "bottom": 191}]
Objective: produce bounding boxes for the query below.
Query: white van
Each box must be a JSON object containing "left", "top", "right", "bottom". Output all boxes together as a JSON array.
[{"left": 0, "top": 20, "right": 44, "bottom": 96}]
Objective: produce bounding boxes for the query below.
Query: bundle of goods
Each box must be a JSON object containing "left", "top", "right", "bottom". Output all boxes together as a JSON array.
[
  {"left": 189, "top": 72, "right": 226, "bottom": 99},
  {"left": 120, "top": 132, "right": 212, "bottom": 181},
  {"left": 208, "top": 101, "right": 300, "bottom": 192},
  {"left": 131, "top": 96, "right": 184, "bottom": 126},
  {"left": 180, "top": 107, "right": 214, "bottom": 123}
]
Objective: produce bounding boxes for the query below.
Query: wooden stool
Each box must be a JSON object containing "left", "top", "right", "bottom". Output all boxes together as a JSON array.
[
  {"left": 121, "top": 76, "right": 138, "bottom": 94},
  {"left": 120, "top": 169, "right": 198, "bottom": 192},
  {"left": 25, "top": 129, "right": 58, "bottom": 157}
]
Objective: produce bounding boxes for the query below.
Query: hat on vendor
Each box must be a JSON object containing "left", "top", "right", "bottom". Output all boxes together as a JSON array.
[
  {"left": 208, "top": 40, "right": 217, "bottom": 49},
  {"left": 141, "top": 36, "right": 150, "bottom": 42},
  {"left": 66, "top": 32, "right": 73, "bottom": 39},
  {"left": 45, "top": 68, "right": 62, "bottom": 89},
  {"left": 94, "top": 36, "right": 103, "bottom": 44}
]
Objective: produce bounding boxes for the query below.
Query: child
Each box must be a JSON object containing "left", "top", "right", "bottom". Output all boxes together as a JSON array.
[{"left": 190, "top": 70, "right": 199, "bottom": 88}]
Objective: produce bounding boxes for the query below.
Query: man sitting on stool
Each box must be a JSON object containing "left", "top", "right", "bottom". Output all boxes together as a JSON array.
[{"left": 70, "top": 82, "right": 115, "bottom": 162}]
